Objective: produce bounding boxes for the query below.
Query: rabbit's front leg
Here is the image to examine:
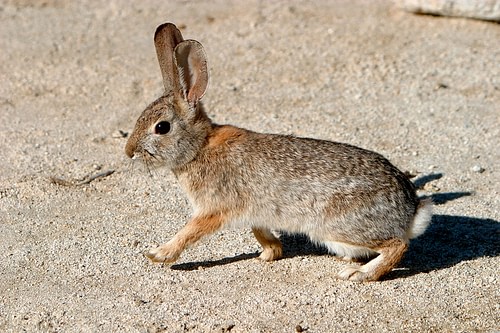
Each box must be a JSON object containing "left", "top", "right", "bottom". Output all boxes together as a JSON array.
[{"left": 145, "top": 212, "right": 227, "bottom": 263}]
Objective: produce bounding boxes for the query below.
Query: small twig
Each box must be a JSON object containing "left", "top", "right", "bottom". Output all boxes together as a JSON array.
[
  {"left": 75, "top": 169, "right": 115, "bottom": 185},
  {"left": 50, "top": 169, "right": 115, "bottom": 187}
]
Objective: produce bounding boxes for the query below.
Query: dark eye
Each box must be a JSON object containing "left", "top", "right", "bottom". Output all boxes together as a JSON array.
[{"left": 154, "top": 121, "right": 171, "bottom": 135}]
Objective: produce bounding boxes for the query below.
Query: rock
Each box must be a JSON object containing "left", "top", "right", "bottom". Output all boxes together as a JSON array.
[{"left": 396, "top": 0, "right": 500, "bottom": 22}]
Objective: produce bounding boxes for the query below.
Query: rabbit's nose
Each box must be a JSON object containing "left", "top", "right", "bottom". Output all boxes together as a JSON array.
[{"left": 125, "top": 139, "right": 136, "bottom": 159}]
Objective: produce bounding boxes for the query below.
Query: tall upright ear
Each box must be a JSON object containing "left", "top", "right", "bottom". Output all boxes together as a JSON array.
[
  {"left": 154, "top": 23, "right": 184, "bottom": 93},
  {"left": 174, "top": 40, "right": 209, "bottom": 105}
]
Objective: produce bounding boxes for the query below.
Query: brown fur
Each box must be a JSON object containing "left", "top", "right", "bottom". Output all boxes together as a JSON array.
[
  {"left": 371, "top": 239, "right": 409, "bottom": 280},
  {"left": 207, "top": 125, "right": 247, "bottom": 148}
]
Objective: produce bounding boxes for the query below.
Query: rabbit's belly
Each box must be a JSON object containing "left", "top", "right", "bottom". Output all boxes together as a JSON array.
[{"left": 322, "top": 240, "right": 377, "bottom": 259}]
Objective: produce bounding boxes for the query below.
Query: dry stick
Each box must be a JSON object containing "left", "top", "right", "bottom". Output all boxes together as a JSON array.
[
  {"left": 50, "top": 169, "right": 115, "bottom": 187},
  {"left": 75, "top": 169, "right": 115, "bottom": 185}
]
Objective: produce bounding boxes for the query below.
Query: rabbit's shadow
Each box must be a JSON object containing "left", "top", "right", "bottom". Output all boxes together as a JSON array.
[
  {"left": 172, "top": 174, "right": 499, "bottom": 278},
  {"left": 396, "top": 214, "right": 499, "bottom": 277}
]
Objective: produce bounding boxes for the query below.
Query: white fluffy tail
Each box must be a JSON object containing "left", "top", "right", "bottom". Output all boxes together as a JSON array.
[{"left": 407, "top": 198, "right": 433, "bottom": 239}]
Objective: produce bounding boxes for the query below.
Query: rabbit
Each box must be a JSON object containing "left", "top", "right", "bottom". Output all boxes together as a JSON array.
[{"left": 125, "top": 23, "right": 433, "bottom": 282}]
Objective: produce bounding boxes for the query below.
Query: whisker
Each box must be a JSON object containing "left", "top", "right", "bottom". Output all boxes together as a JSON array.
[
  {"left": 143, "top": 153, "right": 162, "bottom": 178},
  {"left": 126, "top": 158, "right": 138, "bottom": 175},
  {"left": 144, "top": 156, "right": 154, "bottom": 177},
  {"left": 126, "top": 150, "right": 166, "bottom": 180}
]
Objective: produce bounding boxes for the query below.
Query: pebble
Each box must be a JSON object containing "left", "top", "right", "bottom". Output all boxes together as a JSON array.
[
  {"left": 221, "top": 321, "right": 235, "bottom": 332},
  {"left": 471, "top": 165, "right": 485, "bottom": 173},
  {"left": 111, "top": 130, "right": 128, "bottom": 138}
]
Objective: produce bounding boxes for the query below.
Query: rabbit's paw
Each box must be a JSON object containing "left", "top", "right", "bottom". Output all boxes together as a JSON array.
[
  {"left": 145, "top": 243, "right": 181, "bottom": 263},
  {"left": 259, "top": 245, "right": 283, "bottom": 262},
  {"left": 337, "top": 265, "right": 374, "bottom": 282}
]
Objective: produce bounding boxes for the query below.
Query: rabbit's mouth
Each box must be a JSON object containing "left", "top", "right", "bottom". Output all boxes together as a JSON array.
[
  {"left": 128, "top": 148, "right": 155, "bottom": 161},
  {"left": 143, "top": 149, "right": 164, "bottom": 166},
  {"left": 145, "top": 149, "right": 156, "bottom": 158},
  {"left": 130, "top": 148, "right": 167, "bottom": 176}
]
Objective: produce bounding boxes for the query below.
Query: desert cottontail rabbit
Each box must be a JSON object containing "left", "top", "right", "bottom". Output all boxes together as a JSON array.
[{"left": 125, "top": 23, "right": 432, "bottom": 282}]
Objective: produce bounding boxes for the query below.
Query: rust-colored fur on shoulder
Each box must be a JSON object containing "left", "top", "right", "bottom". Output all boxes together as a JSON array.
[{"left": 207, "top": 125, "right": 247, "bottom": 148}]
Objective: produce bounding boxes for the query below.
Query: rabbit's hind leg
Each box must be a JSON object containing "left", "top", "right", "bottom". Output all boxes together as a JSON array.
[
  {"left": 337, "top": 238, "right": 408, "bottom": 282},
  {"left": 252, "top": 227, "right": 283, "bottom": 261}
]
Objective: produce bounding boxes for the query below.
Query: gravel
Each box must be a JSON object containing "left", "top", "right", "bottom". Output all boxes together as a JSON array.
[{"left": 0, "top": 1, "right": 498, "bottom": 332}]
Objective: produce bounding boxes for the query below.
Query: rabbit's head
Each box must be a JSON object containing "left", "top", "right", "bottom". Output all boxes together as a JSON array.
[{"left": 125, "top": 23, "right": 211, "bottom": 170}]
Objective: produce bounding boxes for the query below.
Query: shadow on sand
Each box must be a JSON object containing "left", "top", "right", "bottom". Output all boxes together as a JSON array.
[{"left": 397, "top": 213, "right": 499, "bottom": 276}]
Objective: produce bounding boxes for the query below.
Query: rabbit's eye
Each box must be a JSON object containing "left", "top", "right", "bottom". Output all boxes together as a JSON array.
[{"left": 154, "top": 121, "right": 171, "bottom": 135}]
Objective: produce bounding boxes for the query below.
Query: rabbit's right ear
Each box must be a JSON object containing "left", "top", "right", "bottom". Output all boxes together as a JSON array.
[
  {"left": 174, "top": 40, "right": 209, "bottom": 105},
  {"left": 154, "top": 23, "right": 184, "bottom": 93}
]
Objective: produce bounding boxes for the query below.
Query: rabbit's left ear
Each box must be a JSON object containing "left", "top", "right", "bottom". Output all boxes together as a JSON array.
[
  {"left": 154, "top": 23, "right": 185, "bottom": 94},
  {"left": 174, "top": 40, "right": 209, "bottom": 105}
]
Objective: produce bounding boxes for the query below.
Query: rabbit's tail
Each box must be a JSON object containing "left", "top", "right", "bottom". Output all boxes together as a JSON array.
[{"left": 407, "top": 198, "right": 433, "bottom": 239}]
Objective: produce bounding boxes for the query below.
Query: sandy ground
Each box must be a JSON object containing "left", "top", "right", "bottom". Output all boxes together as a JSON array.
[{"left": 0, "top": 1, "right": 499, "bottom": 332}]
